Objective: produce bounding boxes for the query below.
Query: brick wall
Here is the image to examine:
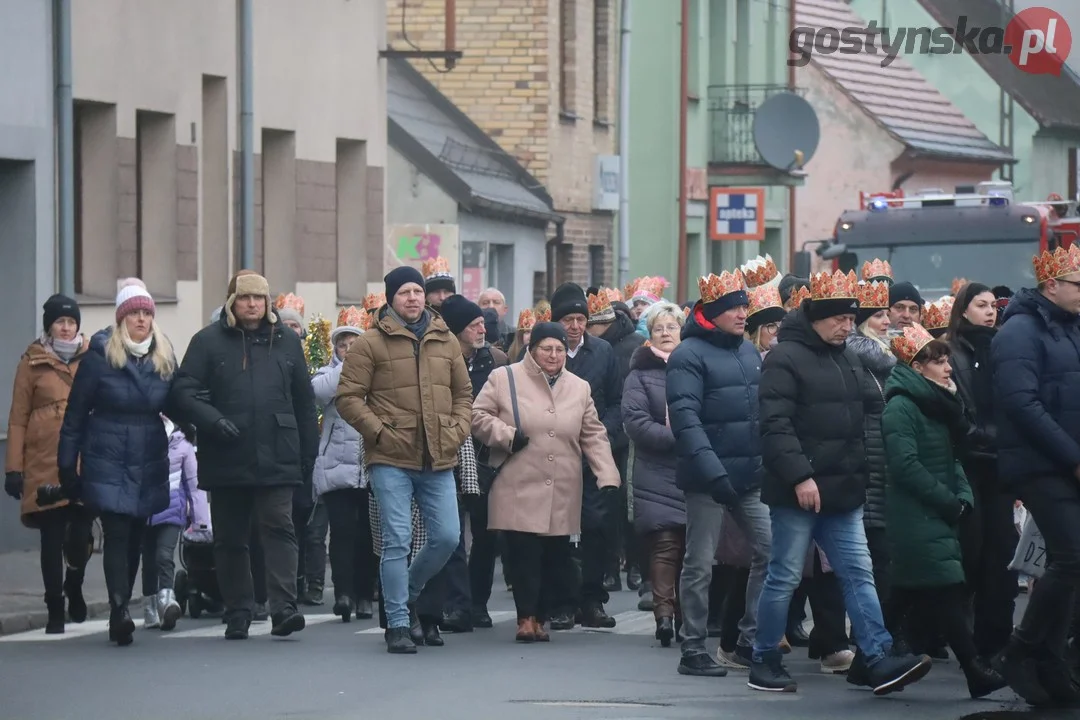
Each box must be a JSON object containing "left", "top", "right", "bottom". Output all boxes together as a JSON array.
[
  {"left": 176, "top": 145, "right": 198, "bottom": 281},
  {"left": 557, "top": 211, "right": 612, "bottom": 286},
  {"left": 296, "top": 160, "right": 338, "bottom": 284}
]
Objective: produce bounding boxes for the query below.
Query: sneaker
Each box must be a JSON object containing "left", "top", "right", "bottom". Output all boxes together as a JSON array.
[
  {"left": 385, "top": 626, "right": 417, "bottom": 654},
  {"left": 821, "top": 649, "right": 855, "bottom": 674},
  {"left": 270, "top": 607, "right": 306, "bottom": 637},
  {"left": 224, "top": 614, "right": 250, "bottom": 640},
  {"left": 847, "top": 649, "right": 873, "bottom": 688},
  {"left": 748, "top": 649, "right": 797, "bottom": 692},
  {"left": 717, "top": 644, "right": 752, "bottom": 670},
  {"left": 677, "top": 652, "right": 729, "bottom": 677},
  {"left": 868, "top": 653, "right": 933, "bottom": 696},
  {"left": 549, "top": 611, "right": 575, "bottom": 631}
]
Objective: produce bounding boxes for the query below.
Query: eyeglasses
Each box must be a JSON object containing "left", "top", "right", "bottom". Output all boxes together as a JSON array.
[
  {"left": 1058, "top": 279, "right": 1080, "bottom": 289},
  {"left": 536, "top": 345, "right": 566, "bottom": 355},
  {"left": 652, "top": 324, "right": 682, "bottom": 335},
  {"left": 761, "top": 322, "right": 779, "bottom": 333}
]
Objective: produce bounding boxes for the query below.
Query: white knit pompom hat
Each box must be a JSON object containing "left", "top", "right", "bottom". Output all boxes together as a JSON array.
[{"left": 115, "top": 277, "right": 156, "bottom": 324}]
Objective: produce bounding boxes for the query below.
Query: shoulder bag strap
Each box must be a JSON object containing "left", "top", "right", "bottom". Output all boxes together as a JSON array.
[{"left": 506, "top": 365, "right": 520, "bottom": 429}]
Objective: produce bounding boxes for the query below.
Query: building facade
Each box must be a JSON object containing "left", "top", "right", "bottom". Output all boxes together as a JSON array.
[{"left": 387, "top": 0, "right": 618, "bottom": 289}]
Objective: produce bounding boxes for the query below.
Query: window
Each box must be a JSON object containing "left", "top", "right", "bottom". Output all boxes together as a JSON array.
[
  {"left": 74, "top": 101, "right": 120, "bottom": 300},
  {"left": 588, "top": 244, "right": 606, "bottom": 287},
  {"left": 261, "top": 128, "right": 297, "bottom": 292},
  {"left": 593, "top": 0, "right": 611, "bottom": 122},
  {"left": 559, "top": 0, "right": 577, "bottom": 116},
  {"left": 135, "top": 110, "right": 178, "bottom": 297},
  {"left": 336, "top": 139, "right": 369, "bottom": 302}
]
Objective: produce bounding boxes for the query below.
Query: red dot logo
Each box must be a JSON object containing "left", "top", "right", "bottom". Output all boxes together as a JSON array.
[{"left": 1006, "top": 7, "right": 1072, "bottom": 76}]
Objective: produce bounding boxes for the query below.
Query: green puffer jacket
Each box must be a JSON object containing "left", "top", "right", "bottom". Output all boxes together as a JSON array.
[{"left": 881, "top": 363, "right": 973, "bottom": 588}]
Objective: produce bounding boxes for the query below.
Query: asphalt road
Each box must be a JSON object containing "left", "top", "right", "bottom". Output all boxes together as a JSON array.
[{"left": 0, "top": 587, "right": 1036, "bottom": 720}]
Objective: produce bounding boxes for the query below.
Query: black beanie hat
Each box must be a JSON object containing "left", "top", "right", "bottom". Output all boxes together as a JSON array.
[
  {"left": 746, "top": 305, "right": 786, "bottom": 334},
  {"left": 528, "top": 321, "right": 568, "bottom": 350},
  {"left": 385, "top": 266, "right": 426, "bottom": 302},
  {"left": 778, "top": 274, "right": 809, "bottom": 305},
  {"left": 439, "top": 294, "right": 484, "bottom": 335},
  {"left": 702, "top": 290, "right": 750, "bottom": 320},
  {"left": 806, "top": 297, "right": 859, "bottom": 322},
  {"left": 42, "top": 294, "right": 81, "bottom": 333},
  {"left": 550, "top": 283, "right": 589, "bottom": 322},
  {"left": 889, "top": 281, "right": 924, "bottom": 308}
]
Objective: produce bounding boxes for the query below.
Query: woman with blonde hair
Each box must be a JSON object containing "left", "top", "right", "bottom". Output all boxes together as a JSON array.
[{"left": 57, "top": 278, "right": 175, "bottom": 646}]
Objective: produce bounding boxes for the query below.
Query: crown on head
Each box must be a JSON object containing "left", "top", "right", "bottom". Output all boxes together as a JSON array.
[
  {"left": 951, "top": 277, "right": 969, "bottom": 296},
  {"left": 587, "top": 291, "right": 615, "bottom": 318},
  {"left": 602, "top": 287, "right": 624, "bottom": 304},
  {"left": 747, "top": 285, "right": 783, "bottom": 318},
  {"left": 535, "top": 304, "right": 552, "bottom": 323},
  {"left": 922, "top": 296, "right": 954, "bottom": 331},
  {"left": 517, "top": 308, "right": 536, "bottom": 331},
  {"left": 810, "top": 270, "right": 859, "bottom": 301},
  {"left": 784, "top": 285, "right": 812, "bottom": 312},
  {"left": 624, "top": 278, "right": 641, "bottom": 301},
  {"left": 337, "top": 306, "right": 365, "bottom": 330},
  {"left": 358, "top": 309, "right": 374, "bottom": 331},
  {"left": 274, "top": 292, "right": 305, "bottom": 316},
  {"left": 632, "top": 276, "right": 670, "bottom": 302},
  {"left": 856, "top": 280, "right": 890, "bottom": 310},
  {"left": 861, "top": 259, "right": 893, "bottom": 282},
  {"left": 363, "top": 292, "right": 385, "bottom": 312},
  {"left": 421, "top": 256, "right": 452, "bottom": 280},
  {"left": 698, "top": 269, "right": 748, "bottom": 305},
  {"left": 891, "top": 323, "right": 935, "bottom": 366},
  {"left": 1033, "top": 245, "right": 1080, "bottom": 285},
  {"left": 741, "top": 254, "right": 779, "bottom": 288}
]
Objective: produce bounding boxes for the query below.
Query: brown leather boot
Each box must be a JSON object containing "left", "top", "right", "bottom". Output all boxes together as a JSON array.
[
  {"left": 516, "top": 618, "right": 536, "bottom": 643},
  {"left": 533, "top": 618, "right": 550, "bottom": 642}
]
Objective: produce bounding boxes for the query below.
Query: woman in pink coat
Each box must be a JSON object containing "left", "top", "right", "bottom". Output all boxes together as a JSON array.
[{"left": 472, "top": 322, "right": 620, "bottom": 643}]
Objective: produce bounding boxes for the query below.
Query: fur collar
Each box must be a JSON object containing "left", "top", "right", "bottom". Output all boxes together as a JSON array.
[
  {"left": 630, "top": 343, "right": 668, "bottom": 371},
  {"left": 847, "top": 332, "right": 896, "bottom": 375}
]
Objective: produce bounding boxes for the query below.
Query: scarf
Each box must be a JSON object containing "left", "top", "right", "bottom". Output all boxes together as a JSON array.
[
  {"left": 124, "top": 335, "right": 152, "bottom": 357},
  {"left": 43, "top": 333, "right": 84, "bottom": 363},
  {"left": 648, "top": 345, "right": 671, "bottom": 363},
  {"left": 956, "top": 321, "right": 996, "bottom": 414},
  {"left": 387, "top": 306, "right": 430, "bottom": 339},
  {"left": 917, "top": 374, "right": 967, "bottom": 444},
  {"left": 544, "top": 370, "right": 562, "bottom": 388}
]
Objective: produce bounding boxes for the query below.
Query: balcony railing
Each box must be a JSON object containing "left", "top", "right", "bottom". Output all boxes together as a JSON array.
[{"left": 708, "top": 84, "right": 807, "bottom": 165}]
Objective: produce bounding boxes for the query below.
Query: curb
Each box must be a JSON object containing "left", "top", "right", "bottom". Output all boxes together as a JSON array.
[{"left": 0, "top": 597, "right": 146, "bottom": 636}]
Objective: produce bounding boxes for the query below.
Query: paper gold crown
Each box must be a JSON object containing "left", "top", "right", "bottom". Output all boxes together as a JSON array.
[
  {"left": 421, "top": 256, "right": 452, "bottom": 280},
  {"left": 741, "top": 254, "right": 779, "bottom": 289},
  {"left": 624, "top": 278, "right": 641, "bottom": 301},
  {"left": 630, "top": 276, "right": 670, "bottom": 302},
  {"left": 922, "top": 296, "right": 954, "bottom": 331},
  {"left": 337, "top": 306, "right": 366, "bottom": 330},
  {"left": 363, "top": 292, "right": 385, "bottom": 312},
  {"left": 856, "top": 280, "right": 890, "bottom": 310},
  {"left": 1033, "top": 244, "right": 1080, "bottom": 285},
  {"left": 275, "top": 292, "right": 305, "bottom": 317},
  {"left": 951, "top": 277, "right": 969, "bottom": 296},
  {"left": 602, "top": 287, "right": 624, "bottom": 304},
  {"left": 784, "top": 285, "right": 812, "bottom": 312},
  {"left": 698, "top": 269, "right": 748, "bottom": 305},
  {"left": 747, "top": 285, "right": 783, "bottom": 318},
  {"left": 517, "top": 308, "right": 536, "bottom": 331},
  {"left": 587, "top": 291, "right": 615, "bottom": 318},
  {"left": 891, "top": 323, "right": 935, "bottom": 366},
  {"left": 810, "top": 270, "right": 859, "bottom": 301},
  {"left": 535, "top": 305, "right": 552, "bottom": 323},
  {"left": 861, "top": 259, "right": 893, "bottom": 282}
]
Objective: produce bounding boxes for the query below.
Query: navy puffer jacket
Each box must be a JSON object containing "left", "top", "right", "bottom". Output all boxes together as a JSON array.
[
  {"left": 992, "top": 288, "right": 1080, "bottom": 486},
  {"left": 622, "top": 344, "right": 685, "bottom": 533},
  {"left": 57, "top": 329, "right": 172, "bottom": 518},
  {"left": 666, "top": 303, "right": 763, "bottom": 498}
]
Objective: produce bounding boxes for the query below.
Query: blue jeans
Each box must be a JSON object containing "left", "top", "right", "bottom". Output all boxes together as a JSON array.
[
  {"left": 369, "top": 465, "right": 461, "bottom": 629},
  {"left": 753, "top": 506, "right": 892, "bottom": 665}
]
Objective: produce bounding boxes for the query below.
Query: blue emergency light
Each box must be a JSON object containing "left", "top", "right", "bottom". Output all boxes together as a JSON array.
[
  {"left": 988, "top": 195, "right": 1008, "bottom": 207},
  {"left": 868, "top": 198, "right": 889, "bottom": 212}
]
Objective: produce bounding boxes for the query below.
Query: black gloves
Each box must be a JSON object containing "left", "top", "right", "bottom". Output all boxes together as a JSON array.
[
  {"left": 710, "top": 476, "right": 738, "bottom": 506},
  {"left": 958, "top": 499, "right": 973, "bottom": 521},
  {"left": 58, "top": 466, "right": 81, "bottom": 500},
  {"left": 511, "top": 430, "right": 529, "bottom": 453},
  {"left": 945, "top": 499, "right": 972, "bottom": 525},
  {"left": 215, "top": 418, "right": 241, "bottom": 440},
  {"left": 4, "top": 472, "right": 22, "bottom": 500}
]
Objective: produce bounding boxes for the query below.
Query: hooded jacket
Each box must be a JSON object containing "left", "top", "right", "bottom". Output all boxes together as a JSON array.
[
  {"left": 311, "top": 356, "right": 365, "bottom": 496},
  {"left": 992, "top": 288, "right": 1080, "bottom": 486},
  {"left": 666, "top": 303, "right": 763, "bottom": 499},
  {"left": 760, "top": 310, "right": 867, "bottom": 513},
  {"left": 846, "top": 332, "right": 896, "bottom": 529},
  {"left": 150, "top": 427, "right": 197, "bottom": 527}
]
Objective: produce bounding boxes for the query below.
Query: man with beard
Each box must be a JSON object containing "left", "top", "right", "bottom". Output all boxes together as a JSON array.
[
  {"left": 585, "top": 289, "right": 645, "bottom": 592},
  {"left": 548, "top": 282, "right": 622, "bottom": 629},
  {"left": 750, "top": 269, "right": 932, "bottom": 695},
  {"left": 992, "top": 246, "right": 1080, "bottom": 707}
]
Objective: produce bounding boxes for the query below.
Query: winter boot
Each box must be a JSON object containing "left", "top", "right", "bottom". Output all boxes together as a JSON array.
[
  {"left": 334, "top": 595, "right": 355, "bottom": 623},
  {"left": 64, "top": 567, "right": 87, "bottom": 623},
  {"left": 143, "top": 601, "right": 160, "bottom": 629},
  {"left": 109, "top": 599, "right": 135, "bottom": 647},
  {"left": 45, "top": 596, "right": 66, "bottom": 634},
  {"left": 961, "top": 656, "right": 1008, "bottom": 699},
  {"left": 270, "top": 606, "right": 306, "bottom": 637},
  {"left": 355, "top": 597, "right": 374, "bottom": 620},
  {"left": 408, "top": 604, "right": 424, "bottom": 646},
  {"left": 158, "top": 589, "right": 181, "bottom": 631}
]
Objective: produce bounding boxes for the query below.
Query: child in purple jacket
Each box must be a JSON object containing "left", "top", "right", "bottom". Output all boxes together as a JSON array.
[{"left": 142, "top": 417, "right": 197, "bottom": 631}]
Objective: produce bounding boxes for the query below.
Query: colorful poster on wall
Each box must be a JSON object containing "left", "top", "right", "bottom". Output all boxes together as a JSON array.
[
  {"left": 385, "top": 224, "right": 460, "bottom": 284},
  {"left": 709, "top": 188, "right": 766, "bottom": 241}
]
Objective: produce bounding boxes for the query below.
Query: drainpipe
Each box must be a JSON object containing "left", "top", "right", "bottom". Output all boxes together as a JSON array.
[
  {"left": 56, "top": 0, "right": 74, "bottom": 295},
  {"left": 239, "top": 0, "right": 255, "bottom": 269},
  {"left": 786, "top": 0, "right": 797, "bottom": 273},
  {"left": 676, "top": 0, "right": 689, "bottom": 303},
  {"left": 616, "top": 0, "right": 631, "bottom": 290}
]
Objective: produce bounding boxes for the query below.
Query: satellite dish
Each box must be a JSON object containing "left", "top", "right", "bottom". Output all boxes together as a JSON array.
[{"left": 752, "top": 92, "right": 820, "bottom": 173}]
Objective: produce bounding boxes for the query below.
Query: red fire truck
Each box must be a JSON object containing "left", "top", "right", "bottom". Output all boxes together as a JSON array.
[{"left": 819, "top": 181, "right": 1080, "bottom": 296}]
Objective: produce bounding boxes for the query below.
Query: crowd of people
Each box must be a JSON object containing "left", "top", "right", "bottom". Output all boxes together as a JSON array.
[{"left": 5, "top": 245, "right": 1080, "bottom": 707}]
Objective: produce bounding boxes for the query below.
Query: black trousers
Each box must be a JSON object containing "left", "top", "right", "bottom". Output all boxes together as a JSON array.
[
  {"left": 504, "top": 531, "right": 573, "bottom": 621},
  {"left": 865, "top": 526, "right": 896, "bottom": 634},
  {"left": 37, "top": 505, "right": 95, "bottom": 601},
  {"left": 141, "top": 524, "right": 181, "bottom": 596},
  {"left": 711, "top": 565, "right": 749, "bottom": 653},
  {"left": 250, "top": 525, "right": 267, "bottom": 604},
  {"left": 806, "top": 552, "right": 851, "bottom": 656},
  {"left": 468, "top": 496, "right": 499, "bottom": 611},
  {"left": 211, "top": 486, "right": 298, "bottom": 618},
  {"left": 294, "top": 498, "right": 328, "bottom": 589},
  {"left": 99, "top": 512, "right": 144, "bottom": 611},
  {"left": 959, "top": 459, "right": 1019, "bottom": 658},
  {"left": 324, "top": 488, "right": 377, "bottom": 602},
  {"left": 893, "top": 583, "right": 979, "bottom": 666},
  {"left": 1014, "top": 476, "right": 1080, "bottom": 659}
]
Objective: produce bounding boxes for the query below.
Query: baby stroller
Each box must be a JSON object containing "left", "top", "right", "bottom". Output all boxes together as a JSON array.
[{"left": 174, "top": 524, "right": 223, "bottom": 619}]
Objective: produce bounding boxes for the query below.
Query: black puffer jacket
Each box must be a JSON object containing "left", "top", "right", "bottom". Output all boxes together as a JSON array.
[
  {"left": 846, "top": 332, "right": 896, "bottom": 529},
  {"left": 760, "top": 310, "right": 867, "bottom": 513},
  {"left": 949, "top": 321, "right": 998, "bottom": 463},
  {"left": 600, "top": 306, "right": 646, "bottom": 470},
  {"left": 167, "top": 315, "right": 319, "bottom": 491}
]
